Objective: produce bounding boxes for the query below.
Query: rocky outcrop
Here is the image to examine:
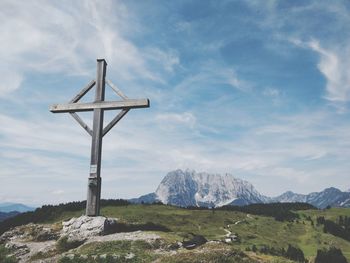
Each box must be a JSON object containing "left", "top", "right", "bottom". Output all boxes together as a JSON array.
[
  {"left": 0, "top": 215, "right": 163, "bottom": 262},
  {"left": 61, "top": 215, "right": 118, "bottom": 242},
  {"left": 0, "top": 223, "right": 59, "bottom": 243},
  {"left": 0, "top": 223, "right": 58, "bottom": 262}
]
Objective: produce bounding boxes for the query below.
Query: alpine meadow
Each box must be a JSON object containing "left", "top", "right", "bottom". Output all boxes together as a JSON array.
[{"left": 1, "top": 1, "right": 350, "bottom": 263}]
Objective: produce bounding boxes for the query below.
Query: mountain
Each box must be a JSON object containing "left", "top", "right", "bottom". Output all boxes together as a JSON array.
[
  {"left": 0, "top": 203, "right": 35, "bottom": 213},
  {"left": 132, "top": 169, "right": 350, "bottom": 209},
  {"left": 273, "top": 187, "right": 350, "bottom": 209},
  {"left": 132, "top": 169, "right": 268, "bottom": 207},
  {"left": 0, "top": 211, "right": 20, "bottom": 222}
]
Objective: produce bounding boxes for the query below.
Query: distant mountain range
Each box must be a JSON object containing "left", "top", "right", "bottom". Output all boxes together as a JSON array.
[
  {"left": 0, "top": 202, "right": 35, "bottom": 213},
  {"left": 131, "top": 169, "right": 350, "bottom": 209},
  {"left": 0, "top": 211, "right": 21, "bottom": 222}
]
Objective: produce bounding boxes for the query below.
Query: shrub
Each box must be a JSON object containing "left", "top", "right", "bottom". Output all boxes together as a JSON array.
[
  {"left": 315, "top": 247, "right": 348, "bottom": 263},
  {"left": 285, "top": 244, "right": 306, "bottom": 262}
]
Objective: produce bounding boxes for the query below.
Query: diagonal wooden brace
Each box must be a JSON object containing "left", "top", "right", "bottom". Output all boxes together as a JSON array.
[
  {"left": 69, "top": 112, "right": 93, "bottom": 136},
  {"left": 106, "top": 79, "right": 128, "bottom": 100},
  {"left": 102, "top": 109, "right": 129, "bottom": 137},
  {"left": 70, "top": 79, "right": 96, "bottom": 103}
]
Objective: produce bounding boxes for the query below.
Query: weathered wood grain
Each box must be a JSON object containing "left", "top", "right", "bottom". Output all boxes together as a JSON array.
[
  {"left": 86, "top": 59, "right": 106, "bottom": 216},
  {"left": 50, "top": 99, "right": 149, "bottom": 113}
]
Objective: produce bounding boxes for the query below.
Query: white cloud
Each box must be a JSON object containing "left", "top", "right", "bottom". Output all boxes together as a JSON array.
[
  {"left": 155, "top": 112, "right": 196, "bottom": 128},
  {"left": 0, "top": 70, "right": 23, "bottom": 97},
  {"left": 52, "top": 190, "right": 64, "bottom": 195},
  {"left": 0, "top": 0, "right": 179, "bottom": 96},
  {"left": 308, "top": 40, "right": 350, "bottom": 103},
  {"left": 288, "top": 37, "right": 350, "bottom": 110},
  {"left": 145, "top": 48, "right": 180, "bottom": 73}
]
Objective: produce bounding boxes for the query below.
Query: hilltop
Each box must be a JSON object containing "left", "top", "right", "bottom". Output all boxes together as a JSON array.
[{"left": 0, "top": 201, "right": 350, "bottom": 262}]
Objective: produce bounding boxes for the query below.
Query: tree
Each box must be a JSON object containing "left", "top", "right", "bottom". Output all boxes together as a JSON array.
[
  {"left": 315, "top": 247, "right": 348, "bottom": 263},
  {"left": 285, "top": 244, "right": 306, "bottom": 262},
  {"left": 252, "top": 245, "right": 257, "bottom": 252}
]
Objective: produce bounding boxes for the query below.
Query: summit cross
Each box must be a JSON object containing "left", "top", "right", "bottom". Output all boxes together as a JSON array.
[{"left": 50, "top": 59, "right": 150, "bottom": 216}]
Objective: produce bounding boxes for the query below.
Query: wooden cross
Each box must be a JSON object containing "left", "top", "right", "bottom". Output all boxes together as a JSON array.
[{"left": 50, "top": 59, "right": 150, "bottom": 216}]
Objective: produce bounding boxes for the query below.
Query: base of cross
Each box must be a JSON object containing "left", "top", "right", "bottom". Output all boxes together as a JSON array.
[
  {"left": 62, "top": 215, "right": 118, "bottom": 241},
  {"left": 86, "top": 177, "right": 101, "bottom": 216}
]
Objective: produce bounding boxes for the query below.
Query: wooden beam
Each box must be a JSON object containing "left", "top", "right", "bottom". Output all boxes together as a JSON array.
[
  {"left": 102, "top": 109, "right": 129, "bottom": 137},
  {"left": 69, "top": 79, "right": 96, "bottom": 103},
  {"left": 106, "top": 79, "right": 128, "bottom": 100},
  {"left": 69, "top": 112, "right": 93, "bottom": 136},
  {"left": 86, "top": 58, "right": 106, "bottom": 216},
  {"left": 50, "top": 99, "right": 150, "bottom": 113}
]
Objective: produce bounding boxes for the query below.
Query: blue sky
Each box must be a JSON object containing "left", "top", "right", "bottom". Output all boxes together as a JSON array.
[{"left": 1, "top": 0, "right": 350, "bottom": 206}]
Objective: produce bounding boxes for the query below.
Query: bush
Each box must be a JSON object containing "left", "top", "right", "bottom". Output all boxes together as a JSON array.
[
  {"left": 316, "top": 216, "right": 350, "bottom": 242},
  {"left": 285, "top": 244, "right": 306, "bottom": 262},
  {"left": 315, "top": 247, "right": 348, "bottom": 263}
]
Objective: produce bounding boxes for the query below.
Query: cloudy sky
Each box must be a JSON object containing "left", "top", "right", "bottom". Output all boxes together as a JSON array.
[{"left": 1, "top": 0, "right": 350, "bottom": 206}]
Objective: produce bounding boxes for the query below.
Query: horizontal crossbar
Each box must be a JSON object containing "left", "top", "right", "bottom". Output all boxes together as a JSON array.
[{"left": 50, "top": 99, "right": 150, "bottom": 113}]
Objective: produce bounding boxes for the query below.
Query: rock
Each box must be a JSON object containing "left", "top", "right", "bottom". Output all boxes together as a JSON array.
[
  {"left": 168, "top": 242, "right": 181, "bottom": 250},
  {"left": 0, "top": 226, "right": 26, "bottom": 243},
  {"left": 5, "top": 242, "right": 30, "bottom": 257},
  {"left": 61, "top": 215, "right": 118, "bottom": 242},
  {"left": 183, "top": 234, "right": 207, "bottom": 250},
  {"left": 0, "top": 223, "right": 58, "bottom": 243},
  {"left": 125, "top": 252, "right": 135, "bottom": 259},
  {"left": 35, "top": 227, "right": 59, "bottom": 241}
]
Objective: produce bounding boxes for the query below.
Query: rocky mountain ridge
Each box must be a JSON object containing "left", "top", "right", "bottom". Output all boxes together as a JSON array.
[{"left": 132, "top": 169, "right": 350, "bottom": 209}]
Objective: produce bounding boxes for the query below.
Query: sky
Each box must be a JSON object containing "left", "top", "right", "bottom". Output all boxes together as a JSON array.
[{"left": 1, "top": 0, "right": 350, "bottom": 206}]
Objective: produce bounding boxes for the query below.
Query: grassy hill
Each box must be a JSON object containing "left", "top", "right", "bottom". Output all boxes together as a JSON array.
[{"left": 0, "top": 202, "right": 350, "bottom": 262}]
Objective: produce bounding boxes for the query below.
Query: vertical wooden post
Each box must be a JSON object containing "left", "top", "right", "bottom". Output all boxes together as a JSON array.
[{"left": 86, "top": 59, "right": 106, "bottom": 216}]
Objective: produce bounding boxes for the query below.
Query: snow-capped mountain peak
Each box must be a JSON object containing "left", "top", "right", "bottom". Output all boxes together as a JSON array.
[
  {"left": 131, "top": 169, "right": 350, "bottom": 209},
  {"left": 154, "top": 169, "right": 266, "bottom": 207}
]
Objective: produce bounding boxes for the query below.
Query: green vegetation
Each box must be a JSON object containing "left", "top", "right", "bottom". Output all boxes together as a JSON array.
[
  {"left": 316, "top": 215, "right": 350, "bottom": 242},
  {"left": 315, "top": 247, "right": 348, "bottom": 263},
  {"left": 0, "top": 245, "right": 17, "bottom": 263},
  {"left": 0, "top": 199, "right": 128, "bottom": 235},
  {"left": 217, "top": 202, "right": 316, "bottom": 221},
  {"left": 1, "top": 202, "right": 350, "bottom": 262},
  {"left": 247, "top": 244, "right": 306, "bottom": 262}
]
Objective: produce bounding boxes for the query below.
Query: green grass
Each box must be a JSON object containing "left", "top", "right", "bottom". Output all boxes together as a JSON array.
[
  {"left": 0, "top": 245, "right": 17, "bottom": 263},
  {"left": 44, "top": 205, "right": 350, "bottom": 262},
  {"left": 75, "top": 240, "right": 157, "bottom": 262}
]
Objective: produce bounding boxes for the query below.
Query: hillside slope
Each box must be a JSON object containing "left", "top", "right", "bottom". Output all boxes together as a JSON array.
[{"left": 1, "top": 202, "right": 350, "bottom": 262}]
